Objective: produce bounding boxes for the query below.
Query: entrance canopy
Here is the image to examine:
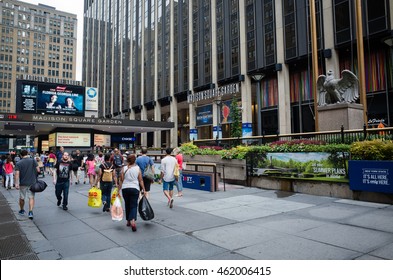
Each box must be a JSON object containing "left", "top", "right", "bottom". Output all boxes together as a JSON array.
[{"left": 0, "top": 113, "right": 174, "bottom": 137}]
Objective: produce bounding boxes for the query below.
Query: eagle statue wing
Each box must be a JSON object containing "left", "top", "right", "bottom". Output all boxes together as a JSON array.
[
  {"left": 316, "top": 75, "right": 326, "bottom": 106},
  {"left": 336, "top": 70, "right": 359, "bottom": 103}
]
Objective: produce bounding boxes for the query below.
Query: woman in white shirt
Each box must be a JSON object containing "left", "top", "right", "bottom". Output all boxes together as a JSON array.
[{"left": 119, "top": 154, "right": 145, "bottom": 232}]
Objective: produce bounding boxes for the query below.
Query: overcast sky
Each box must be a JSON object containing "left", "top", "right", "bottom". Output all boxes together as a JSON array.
[{"left": 22, "top": 0, "right": 84, "bottom": 80}]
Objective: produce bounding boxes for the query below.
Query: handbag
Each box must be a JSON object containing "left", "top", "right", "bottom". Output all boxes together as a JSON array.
[
  {"left": 30, "top": 180, "right": 47, "bottom": 193},
  {"left": 173, "top": 163, "right": 180, "bottom": 180},
  {"left": 111, "top": 195, "right": 123, "bottom": 221},
  {"left": 143, "top": 164, "right": 155, "bottom": 181},
  {"left": 138, "top": 195, "right": 154, "bottom": 221}
]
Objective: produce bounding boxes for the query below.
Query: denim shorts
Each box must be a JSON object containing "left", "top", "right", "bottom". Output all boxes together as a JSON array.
[{"left": 162, "top": 180, "right": 175, "bottom": 191}]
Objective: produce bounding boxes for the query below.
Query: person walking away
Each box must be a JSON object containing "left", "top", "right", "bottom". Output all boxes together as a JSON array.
[
  {"left": 85, "top": 153, "right": 97, "bottom": 187},
  {"left": 53, "top": 152, "right": 72, "bottom": 210},
  {"left": 48, "top": 150, "right": 56, "bottom": 176},
  {"left": 14, "top": 150, "right": 40, "bottom": 219},
  {"left": 119, "top": 154, "right": 145, "bottom": 232},
  {"left": 3, "top": 156, "right": 15, "bottom": 189},
  {"left": 136, "top": 147, "right": 155, "bottom": 199},
  {"left": 72, "top": 150, "right": 84, "bottom": 185},
  {"left": 97, "top": 153, "right": 117, "bottom": 212},
  {"left": 36, "top": 157, "right": 44, "bottom": 177},
  {"left": 159, "top": 148, "right": 177, "bottom": 208},
  {"left": 173, "top": 147, "right": 184, "bottom": 197},
  {"left": 111, "top": 148, "right": 124, "bottom": 186}
]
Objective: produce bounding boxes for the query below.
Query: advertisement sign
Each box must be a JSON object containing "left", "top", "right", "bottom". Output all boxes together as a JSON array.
[
  {"left": 349, "top": 160, "right": 393, "bottom": 194},
  {"left": 242, "top": 123, "right": 253, "bottom": 137},
  {"left": 189, "top": 129, "right": 198, "bottom": 141},
  {"left": 41, "top": 140, "right": 49, "bottom": 152},
  {"left": 254, "top": 152, "right": 348, "bottom": 181},
  {"left": 111, "top": 135, "right": 136, "bottom": 143},
  {"left": 16, "top": 80, "right": 85, "bottom": 116},
  {"left": 94, "top": 134, "right": 111, "bottom": 147},
  {"left": 213, "top": 126, "right": 222, "bottom": 139},
  {"left": 56, "top": 133, "right": 91, "bottom": 147},
  {"left": 85, "top": 87, "right": 98, "bottom": 111},
  {"left": 48, "top": 133, "right": 56, "bottom": 147},
  {"left": 196, "top": 105, "right": 213, "bottom": 127}
]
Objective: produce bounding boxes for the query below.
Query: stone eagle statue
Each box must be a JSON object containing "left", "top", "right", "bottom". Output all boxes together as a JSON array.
[{"left": 317, "top": 70, "right": 359, "bottom": 106}]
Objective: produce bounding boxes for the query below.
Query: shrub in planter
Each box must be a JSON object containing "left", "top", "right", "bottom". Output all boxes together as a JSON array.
[{"left": 350, "top": 140, "right": 393, "bottom": 160}]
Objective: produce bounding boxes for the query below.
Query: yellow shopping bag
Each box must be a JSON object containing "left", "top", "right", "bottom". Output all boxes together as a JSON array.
[
  {"left": 88, "top": 186, "right": 102, "bottom": 208},
  {"left": 110, "top": 187, "right": 119, "bottom": 205}
]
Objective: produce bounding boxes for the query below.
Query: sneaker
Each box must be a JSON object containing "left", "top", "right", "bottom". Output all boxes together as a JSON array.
[
  {"left": 28, "top": 211, "right": 33, "bottom": 220},
  {"left": 169, "top": 198, "right": 174, "bottom": 209},
  {"left": 63, "top": 205, "right": 68, "bottom": 211},
  {"left": 57, "top": 200, "right": 61, "bottom": 206},
  {"left": 102, "top": 202, "right": 107, "bottom": 212},
  {"left": 18, "top": 209, "right": 25, "bottom": 215}
]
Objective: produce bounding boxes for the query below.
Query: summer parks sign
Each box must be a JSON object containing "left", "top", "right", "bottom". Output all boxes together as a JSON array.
[{"left": 255, "top": 152, "right": 348, "bottom": 182}]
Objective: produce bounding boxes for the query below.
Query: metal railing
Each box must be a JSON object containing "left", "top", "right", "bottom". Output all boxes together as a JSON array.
[{"left": 193, "top": 125, "right": 393, "bottom": 148}]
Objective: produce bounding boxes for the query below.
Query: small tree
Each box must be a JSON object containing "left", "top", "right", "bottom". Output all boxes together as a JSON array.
[{"left": 230, "top": 97, "right": 242, "bottom": 143}]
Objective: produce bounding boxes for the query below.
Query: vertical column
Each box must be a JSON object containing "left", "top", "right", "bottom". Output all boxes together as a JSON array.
[
  {"left": 154, "top": 0, "right": 161, "bottom": 147},
  {"left": 239, "top": 0, "right": 253, "bottom": 129},
  {"left": 188, "top": 0, "right": 196, "bottom": 142},
  {"left": 275, "top": 0, "right": 291, "bottom": 134},
  {"left": 140, "top": 0, "right": 147, "bottom": 147},
  {"left": 211, "top": 0, "right": 220, "bottom": 138},
  {"left": 322, "top": 0, "right": 339, "bottom": 75},
  {"left": 169, "top": 0, "right": 178, "bottom": 147}
]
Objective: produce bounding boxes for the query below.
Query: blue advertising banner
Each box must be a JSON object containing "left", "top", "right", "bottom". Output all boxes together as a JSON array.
[
  {"left": 349, "top": 160, "right": 393, "bottom": 194},
  {"left": 213, "top": 126, "right": 222, "bottom": 139},
  {"left": 196, "top": 105, "right": 213, "bottom": 126},
  {"left": 189, "top": 129, "right": 198, "bottom": 141},
  {"left": 242, "top": 123, "right": 253, "bottom": 137},
  {"left": 182, "top": 171, "right": 215, "bottom": 192}
]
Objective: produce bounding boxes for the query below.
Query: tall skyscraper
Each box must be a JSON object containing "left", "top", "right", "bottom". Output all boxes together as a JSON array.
[
  {"left": 0, "top": 0, "right": 77, "bottom": 113},
  {"left": 83, "top": 0, "right": 393, "bottom": 148}
]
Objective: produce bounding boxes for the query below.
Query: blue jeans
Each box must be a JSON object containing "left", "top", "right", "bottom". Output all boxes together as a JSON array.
[
  {"left": 55, "top": 181, "right": 70, "bottom": 206},
  {"left": 175, "top": 169, "right": 183, "bottom": 192},
  {"left": 101, "top": 181, "right": 113, "bottom": 207},
  {"left": 122, "top": 188, "right": 139, "bottom": 221},
  {"left": 163, "top": 180, "right": 175, "bottom": 191}
]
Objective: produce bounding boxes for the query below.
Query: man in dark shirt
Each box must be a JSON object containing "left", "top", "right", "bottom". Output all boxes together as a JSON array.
[
  {"left": 71, "top": 149, "right": 84, "bottom": 185},
  {"left": 15, "top": 150, "right": 40, "bottom": 220},
  {"left": 53, "top": 152, "right": 72, "bottom": 211}
]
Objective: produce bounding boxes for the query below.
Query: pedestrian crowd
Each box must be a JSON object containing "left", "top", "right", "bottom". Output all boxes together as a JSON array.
[{"left": 0, "top": 146, "right": 184, "bottom": 232}]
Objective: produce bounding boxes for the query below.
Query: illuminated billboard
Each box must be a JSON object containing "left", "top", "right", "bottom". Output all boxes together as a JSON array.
[
  {"left": 16, "top": 80, "right": 85, "bottom": 116},
  {"left": 56, "top": 133, "right": 91, "bottom": 147}
]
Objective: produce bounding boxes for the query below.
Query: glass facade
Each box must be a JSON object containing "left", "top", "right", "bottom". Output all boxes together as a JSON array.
[{"left": 82, "top": 0, "right": 393, "bottom": 145}]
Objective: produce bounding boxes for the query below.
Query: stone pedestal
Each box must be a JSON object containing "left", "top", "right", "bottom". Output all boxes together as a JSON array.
[{"left": 318, "top": 103, "right": 364, "bottom": 131}]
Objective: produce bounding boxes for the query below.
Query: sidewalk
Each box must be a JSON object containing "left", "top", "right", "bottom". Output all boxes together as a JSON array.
[{"left": 1, "top": 174, "right": 393, "bottom": 260}]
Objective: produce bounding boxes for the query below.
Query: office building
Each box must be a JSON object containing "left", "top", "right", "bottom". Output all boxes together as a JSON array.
[
  {"left": 83, "top": 0, "right": 393, "bottom": 148},
  {"left": 0, "top": 0, "right": 77, "bottom": 113}
]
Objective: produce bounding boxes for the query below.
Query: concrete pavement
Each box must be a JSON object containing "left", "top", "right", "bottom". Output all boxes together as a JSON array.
[{"left": 1, "top": 174, "right": 393, "bottom": 260}]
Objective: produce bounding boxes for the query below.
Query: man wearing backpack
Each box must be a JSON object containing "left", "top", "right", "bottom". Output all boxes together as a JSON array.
[
  {"left": 97, "top": 153, "right": 117, "bottom": 212},
  {"left": 111, "top": 148, "right": 123, "bottom": 185},
  {"left": 136, "top": 147, "right": 155, "bottom": 199}
]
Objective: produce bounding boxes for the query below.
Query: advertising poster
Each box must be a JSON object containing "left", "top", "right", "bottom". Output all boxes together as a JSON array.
[
  {"left": 16, "top": 80, "right": 85, "bottom": 116},
  {"left": 189, "top": 129, "right": 198, "bottom": 141},
  {"left": 254, "top": 152, "right": 348, "bottom": 182},
  {"left": 349, "top": 160, "right": 393, "bottom": 194},
  {"left": 196, "top": 105, "right": 213, "bottom": 126},
  {"left": 94, "top": 134, "right": 111, "bottom": 147},
  {"left": 242, "top": 123, "right": 253, "bottom": 137},
  {"left": 48, "top": 133, "right": 56, "bottom": 147},
  {"left": 41, "top": 140, "right": 49, "bottom": 152},
  {"left": 85, "top": 87, "right": 98, "bottom": 111},
  {"left": 56, "top": 133, "right": 91, "bottom": 147},
  {"left": 213, "top": 126, "right": 222, "bottom": 139}
]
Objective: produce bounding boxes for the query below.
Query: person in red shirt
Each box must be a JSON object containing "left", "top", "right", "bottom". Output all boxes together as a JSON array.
[
  {"left": 173, "top": 147, "right": 184, "bottom": 197},
  {"left": 3, "top": 156, "right": 15, "bottom": 190}
]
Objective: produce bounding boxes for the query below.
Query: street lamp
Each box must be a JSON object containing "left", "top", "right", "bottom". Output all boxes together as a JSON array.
[
  {"left": 214, "top": 100, "right": 222, "bottom": 142},
  {"left": 252, "top": 74, "right": 265, "bottom": 143}
]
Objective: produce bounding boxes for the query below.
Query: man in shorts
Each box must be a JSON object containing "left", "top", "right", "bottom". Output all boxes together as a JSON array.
[
  {"left": 159, "top": 147, "right": 177, "bottom": 208},
  {"left": 14, "top": 150, "right": 40, "bottom": 220}
]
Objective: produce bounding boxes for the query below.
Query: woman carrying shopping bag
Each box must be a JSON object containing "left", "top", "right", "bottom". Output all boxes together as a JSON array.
[{"left": 118, "top": 154, "right": 145, "bottom": 232}]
